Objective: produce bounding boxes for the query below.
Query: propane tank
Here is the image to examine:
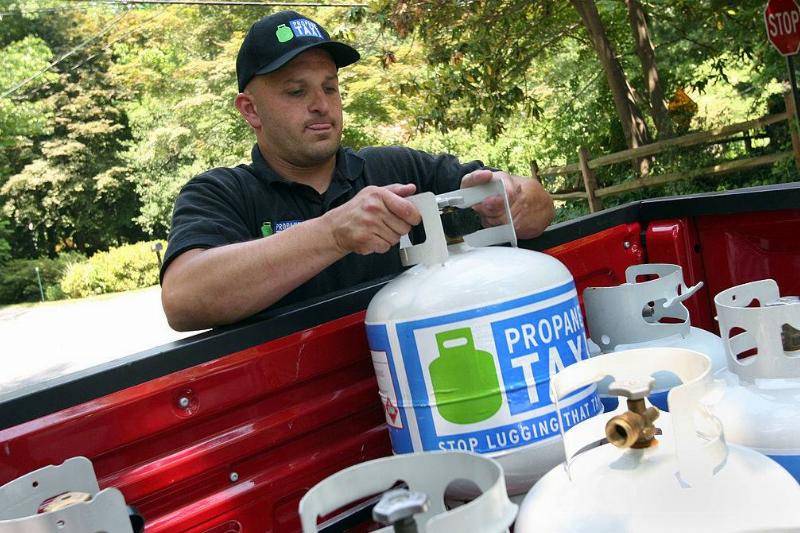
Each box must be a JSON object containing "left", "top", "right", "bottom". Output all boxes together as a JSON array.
[
  {"left": 583, "top": 263, "right": 725, "bottom": 411},
  {"left": 0, "top": 456, "right": 142, "bottom": 533},
  {"left": 515, "top": 347, "right": 800, "bottom": 533},
  {"left": 365, "top": 181, "right": 602, "bottom": 496},
  {"left": 298, "top": 451, "right": 517, "bottom": 533},
  {"left": 710, "top": 279, "right": 800, "bottom": 481}
]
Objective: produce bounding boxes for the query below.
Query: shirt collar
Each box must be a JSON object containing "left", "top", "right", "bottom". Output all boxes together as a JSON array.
[{"left": 249, "top": 144, "right": 365, "bottom": 185}]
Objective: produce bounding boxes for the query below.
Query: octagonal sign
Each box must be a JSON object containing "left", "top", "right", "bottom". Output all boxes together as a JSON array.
[{"left": 766, "top": 0, "right": 800, "bottom": 56}]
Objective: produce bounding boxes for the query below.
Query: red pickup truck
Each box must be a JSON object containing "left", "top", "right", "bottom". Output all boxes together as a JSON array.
[{"left": 1, "top": 182, "right": 798, "bottom": 532}]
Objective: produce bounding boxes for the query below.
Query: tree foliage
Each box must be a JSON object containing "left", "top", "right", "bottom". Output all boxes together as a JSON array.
[{"left": 0, "top": 1, "right": 795, "bottom": 304}]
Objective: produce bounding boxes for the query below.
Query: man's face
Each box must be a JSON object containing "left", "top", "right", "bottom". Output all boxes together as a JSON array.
[{"left": 246, "top": 48, "right": 343, "bottom": 167}]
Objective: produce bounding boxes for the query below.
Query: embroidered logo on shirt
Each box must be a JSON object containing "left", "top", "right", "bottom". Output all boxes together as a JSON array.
[
  {"left": 288, "top": 19, "right": 324, "bottom": 39},
  {"left": 275, "top": 220, "right": 301, "bottom": 232},
  {"left": 261, "top": 220, "right": 301, "bottom": 237}
]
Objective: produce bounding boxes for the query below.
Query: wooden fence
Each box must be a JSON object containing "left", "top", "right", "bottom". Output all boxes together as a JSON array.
[{"left": 532, "top": 92, "right": 800, "bottom": 213}]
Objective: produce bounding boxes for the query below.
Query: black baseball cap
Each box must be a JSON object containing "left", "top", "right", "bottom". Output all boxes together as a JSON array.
[{"left": 236, "top": 10, "right": 360, "bottom": 92}]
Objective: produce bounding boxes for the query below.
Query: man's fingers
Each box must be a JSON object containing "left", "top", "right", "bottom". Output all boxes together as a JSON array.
[
  {"left": 381, "top": 188, "right": 421, "bottom": 225},
  {"left": 472, "top": 196, "right": 505, "bottom": 217},
  {"left": 384, "top": 183, "right": 417, "bottom": 197},
  {"left": 370, "top": 221, "right": 404, "bottom": 253},
  {"left": 460, "top": 169, "right": 493, "bottom": 188},
  {"left": 382, "top": 213, "right": 412, "bottom": 238}
]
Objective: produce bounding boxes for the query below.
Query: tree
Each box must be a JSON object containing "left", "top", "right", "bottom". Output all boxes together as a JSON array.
[
  {"left": 625, "top": 0, "right": 672, "bottom": 138},
  {"left": 376, "top": 0, "right": 657, "bottom": 152},
  {"left": 0, "top": 9, "right": 142, "bottom": 257},
  {"left": 571, "top": 0, "right": 651, "bottom": 151},
  {"left": 0, "top": 35, "right": 57, "bottom": 180}
]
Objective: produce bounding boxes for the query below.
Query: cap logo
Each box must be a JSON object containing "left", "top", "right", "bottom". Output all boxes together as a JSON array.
[
  {"left": 288, "top": 18, "right": 324, "bottom": 39},
  {"left": 276, "top": 24, "right": 294, "bottom": 43}
]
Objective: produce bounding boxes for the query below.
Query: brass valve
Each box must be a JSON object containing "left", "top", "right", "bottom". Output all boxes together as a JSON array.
[
  {"left": 605, "top": 397, "right": 660, "bottom": 449},
  {"left": 605, "top": 376, "right": 661, "bottom": 449}
]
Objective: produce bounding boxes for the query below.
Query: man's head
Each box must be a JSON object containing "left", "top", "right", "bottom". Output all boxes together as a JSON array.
[{"left": 234, "top": 11, "right": 359, "bottom": 169}]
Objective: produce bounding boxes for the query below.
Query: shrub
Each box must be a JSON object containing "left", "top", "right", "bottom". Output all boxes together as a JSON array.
[
  {"left": 0, "top": 252, "right": 85, "bottom": 305},
  {"left": 60, "top": 241, "right": 165, "bottom": 298}
]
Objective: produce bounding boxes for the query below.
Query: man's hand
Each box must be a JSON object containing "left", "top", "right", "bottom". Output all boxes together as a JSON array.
[
  {"left": 324, "top": 183, "right": 421, "bottom": 255},
  {"left": 461, "top": 169, "right": 555, "bottom": 240}
]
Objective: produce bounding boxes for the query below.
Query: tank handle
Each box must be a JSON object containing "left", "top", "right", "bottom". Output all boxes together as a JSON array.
[
  {"left": 583, "top": 264, "right": 699, "bottom": 351},
  {"left": 298, "top": 452, "right": 517, "bottom": 533},
  {"left": 550, "top": 348, "right": 727, "bottom": 488},
  {"left": 400, "top": 180, "right": 517, "bottom": 267},
  {"left": 715, "top": 279, "right": 800, "bottom": 381},
  {"left": 0, "top": 456, "right": 135, "bottom": 532}
]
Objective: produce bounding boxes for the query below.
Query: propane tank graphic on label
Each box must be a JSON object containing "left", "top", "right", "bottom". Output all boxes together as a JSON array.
[
  {"left": 430, "top": 328, "right": 502, "bottom": 424},
  {"left": 365, "top": 181, "right": 602, "bottom": 495}
]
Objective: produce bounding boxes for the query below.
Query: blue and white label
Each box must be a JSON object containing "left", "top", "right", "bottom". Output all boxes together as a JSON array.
[
  {"left": 289, "top": 19, "right": 324, "bottom": 39},
  {"left": 766, "top": 452, "right": 800, "bottom": 482},
  {"left": 367, "top": 280, "right": 602, "bottom": 456},
  {"left": 493, "top": 299, "right": 589, "bottom": 415},
  {"left": 366, "top": 323, "right": 413, "bottom": 453}
]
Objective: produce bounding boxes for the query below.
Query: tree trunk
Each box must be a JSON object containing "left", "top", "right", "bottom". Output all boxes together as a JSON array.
[
  {"left": 625, "top": 0, "right": 672, "bottom": 139},
  {"left": 570, "top": 0, "right": 651, "bottom": 154}
]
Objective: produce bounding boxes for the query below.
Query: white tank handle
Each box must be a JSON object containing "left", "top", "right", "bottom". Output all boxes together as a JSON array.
[
  {"left": 550, "top": 348, "right": 726, "bottom": 488},
  {"left": 715, "top": 279, "right": 800, "bottom": 381},
  {"left": 400, "top": 180, "right": 517, "bottom": 267},
  {"left": 298, "top": 452, "right": 517, "bottom": 533},
  {"left": 0, "top": 457, "right": 133, "bottom": 533},
  {"left": 584, "top": 264, "right": 701, "bottom": 350},
  {"left": 624, "top": 263, "right": 703, "bottom": 309}
]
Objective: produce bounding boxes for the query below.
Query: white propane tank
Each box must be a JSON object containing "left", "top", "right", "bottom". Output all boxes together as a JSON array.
[
  {"left": 515, "top": 347, "right": 800, "bottom": 533},
  {"left": 711, "top": 279, "right": 800, "bottom": 480},
  {"left": 298, "top": 451, "right": 517, "bottom": 532},
  {"left": 0, "top": 457, "right": 136, "bottom": 533},
  {"left": 365, "top": 181, "right": 602, "bottom": 496},
  {"left": 583, "top": 263, "right": 725, "bottom": 411}
]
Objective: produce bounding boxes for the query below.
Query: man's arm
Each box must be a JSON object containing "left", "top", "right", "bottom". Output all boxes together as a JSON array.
[
  {"left": 161, "top": 183, "right": 420, "bottom": 331},
  {"left": 461, "top": 169, "right": 555, "bottom": 239}
]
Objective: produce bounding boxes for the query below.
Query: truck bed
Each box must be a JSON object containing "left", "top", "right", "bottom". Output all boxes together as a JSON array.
[{"left": 1, "top": 182, "right": 798, "bottom": 532}]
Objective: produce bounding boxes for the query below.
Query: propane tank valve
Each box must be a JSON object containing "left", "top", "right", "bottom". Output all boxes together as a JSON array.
[
  {"left": 439, "top": 206, "right": 482, "bottom": 244},
  {"left": 605, "top": 377, "right": 661, "bottom": 449},
  {"left": 766, "top": 296, "right": 800, "bottom": 351},
  {"left": 372, "top": 488, "right": 429, "bottom": 533}
]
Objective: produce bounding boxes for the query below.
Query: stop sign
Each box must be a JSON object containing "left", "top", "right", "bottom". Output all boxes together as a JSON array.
[{"left": 765, "top": 0, "right": 800, "bottom": 55}]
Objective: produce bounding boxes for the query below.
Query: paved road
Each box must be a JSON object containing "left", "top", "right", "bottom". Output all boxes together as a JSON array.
[{"left": 0, "top": 287, "right": 202, "bottom": 396}]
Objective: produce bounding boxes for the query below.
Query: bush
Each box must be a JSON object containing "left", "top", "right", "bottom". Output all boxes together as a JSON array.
[
  {"left": 0, "top": 252, "right": 85, "bottom": 305},
  {"left": 60, "top": 241, "right": 165, "bottom": 298}
]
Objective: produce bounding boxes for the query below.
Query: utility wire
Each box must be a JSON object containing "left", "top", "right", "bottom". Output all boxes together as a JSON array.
[
  {"left": 65, "top": 0, "right": 366, "bottom": 7},
  {"left": 69, "top": 7, "right": 169, "bottom": 71},
  {"left": 0, "top": 0, "right": 365, "bottom": 16},
  {"left": 66, "top": 0, "right": 368, "bottom": 7},
  {"left": 0, "top": 10, "right": 130, "bottom": 99},
  {"left": 0, "top": 6, "right": 94, "bottom": 16},
  {"left": 0, "top": 0, "right": 365, "bottom": 17}
]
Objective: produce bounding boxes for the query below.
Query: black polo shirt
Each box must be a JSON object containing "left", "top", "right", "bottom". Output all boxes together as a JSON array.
[{"left": 162, "top": 144, "right": 486, "bottom": 310}]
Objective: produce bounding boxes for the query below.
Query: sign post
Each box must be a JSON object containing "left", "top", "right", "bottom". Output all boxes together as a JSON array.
[{"left": 765, "top": 0, "right": 800, "bottom": 125}]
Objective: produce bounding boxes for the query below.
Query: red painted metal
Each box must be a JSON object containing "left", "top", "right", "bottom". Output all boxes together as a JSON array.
[
  {"left": 645, "top": 218, "right": 716, "bottom": 332},
  {"left": 0, "top": 312, "right": 391, "bottom": 532},
  {"left": 546, "top": 223, "right": 645, "bottom": 331},
  {"left": 695, "top": 209, "right": 800, "bottom": 333}
]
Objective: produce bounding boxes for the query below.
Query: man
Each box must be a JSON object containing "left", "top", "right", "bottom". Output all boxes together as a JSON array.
[{"left": 161, "top": 11, "right": 554, "bottom": 331}]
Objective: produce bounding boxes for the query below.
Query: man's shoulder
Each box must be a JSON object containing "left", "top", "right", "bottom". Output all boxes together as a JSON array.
[
  {"left": 180, "top": 163, "right": 259, "bottom": 197},
  {"left": 355, "top": 145, "right": 428, "bottom": 162}
]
